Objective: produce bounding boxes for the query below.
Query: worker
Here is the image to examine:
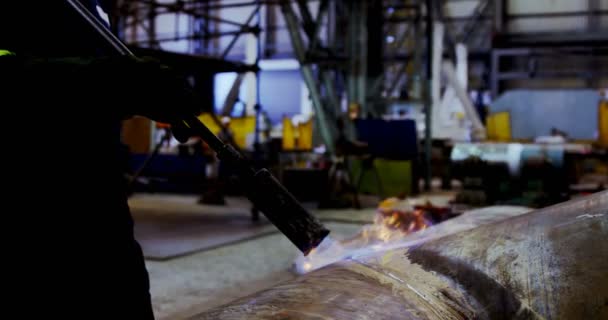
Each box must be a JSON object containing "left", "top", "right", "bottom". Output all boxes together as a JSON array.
[
  {"left": 199, "top": 117, "right": 234, "bottom": 205},
  {"left": 0, "top": 2, "right": 198, "bottom": 318},
  {"left": 335, "top": 118, "right": 368, "bottom": 157}
]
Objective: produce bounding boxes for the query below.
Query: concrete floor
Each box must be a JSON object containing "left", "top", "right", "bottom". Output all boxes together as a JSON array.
[{"left": 129, "top": 194, "right": 369, "bottom": 320}]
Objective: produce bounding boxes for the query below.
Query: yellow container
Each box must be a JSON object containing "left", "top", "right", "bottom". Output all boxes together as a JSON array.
[
  {"left": 198, "top": 113, "right": 255, "bottom": 149},
  {"left": 282, "top": 117, "right": 296, "bottom": 150},
  {"left": 599, "top": 100, "right": 608, "bottom": 148},
  {"left": 297, "top": 118, "right": 313, "bottom": 150},
  {"left": 486, "top": 111, "right": 511, "bottom": 141},
  {"left": 282, "top": 117, "right": 314, "bottom": 151},
  {"left": 230, "top": 116, "right": 256, "bottom": 149}
]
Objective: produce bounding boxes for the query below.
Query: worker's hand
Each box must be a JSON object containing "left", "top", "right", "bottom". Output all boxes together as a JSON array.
[{"left": 87, "top": 56, "right": 201, "bottom": 141}]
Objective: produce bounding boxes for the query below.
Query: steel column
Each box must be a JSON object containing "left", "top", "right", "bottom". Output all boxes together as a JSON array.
[
  {"left": 495, "top": 0, "right": 505, "bottom": 33},
  {"left": 147, "top": 1, "right": 156, "bottom": 48},
  {"left": 347, "top": 1, "right": 357, "bottom": 112},
  {"left": 220, "top": 73, "right": 246, "bottom": 116},
  {"left": 322, "top": 70, "right": 341, "bottom": 117},
  {"left": 461, "top": 0, "right": 490, "bottom": 45},
  {"left": 309, "top": 0, "right": 329, "bottom": 51},
  {"left": 357, "top": 0, "right": 368, "bottom": 116},
  {"left": 265, "top": 3, "right": 277, "bottom": 57},
  {"left": 280, "top": 0, "right": 335, "bottom": 155},
  {"left": 424, "top": 0, "right": 433, "bottom": 191},
  {"left": 293, "top": 0, "right": 340, "bottom": 119},
  {"left": 490, "top": 49, "right": 500, "bottom": 98}
]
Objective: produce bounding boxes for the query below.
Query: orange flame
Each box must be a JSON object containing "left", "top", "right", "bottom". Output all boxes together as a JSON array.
[
  {"left": 295, "top": 198, "right": 452, "bottom": 274},
  {"left": 357, "top": 197, "right": 435, "bottom": 244}
]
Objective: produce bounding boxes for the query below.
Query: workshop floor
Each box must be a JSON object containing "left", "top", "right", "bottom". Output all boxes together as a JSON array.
[{"left": 129, "top": 194, "right": 374, "bottom": 320}]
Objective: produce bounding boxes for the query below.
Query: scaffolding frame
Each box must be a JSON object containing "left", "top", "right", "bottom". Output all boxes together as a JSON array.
[{"left": 113, "top": 0, "right": 608, "bottom": 192}]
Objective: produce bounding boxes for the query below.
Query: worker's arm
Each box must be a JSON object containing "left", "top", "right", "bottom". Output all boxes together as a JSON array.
[
  {"left": 1, "top": 54, "right": 196, "bottom": 140},
  {"left": 84, "top": 56, "right": 200, "bottom": 124},
  {"left": 0, "top": 54, "right": 330, "bottom": 254}
]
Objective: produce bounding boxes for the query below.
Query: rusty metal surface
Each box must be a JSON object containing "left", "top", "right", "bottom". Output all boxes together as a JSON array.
[
  {"left": 194, "top": 192, "right": 608, "bottom": 320},
  {"left": 407, "top": 191, "right": 608, "bottom": 319},
  {"left": 195, "top": 259, "right": 478, "bottom": 320}
]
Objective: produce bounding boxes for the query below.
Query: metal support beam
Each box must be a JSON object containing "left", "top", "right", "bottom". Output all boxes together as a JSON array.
[
  {"left": 386, "top": 62, "right": 409, "bottom": 97},
  {"left": 147, "top": 2, "right": 157, "bottom": 48},
  {"left": 491, "top": 47, "right": 608, "bottom": 93},
  {"left": 588, "top": 0, "right": 601, "bottom": 87},
  {"left": 431, "top": 22, "right": 443, "bottom": 138},
  {"left": 327, "top": 0, "right": 336, "bottom": 50},
  {"left": 220, "top": 73, "right": 246, "bottom": 116},
  {"left": 495, "top": 0, "right": 505, "bottom": 33},
  {"left": 366, "top": 0, "right": 384, "bottom": 115},
  {"left": 436, "top": 0, "right": 457, "bottom": 58},
  {"left": 382, "top": 11, "right": 417, "bottom": 98},
  {"left": 347, "top": 1, "right": 357, "bottom": 112},
  {"left": 322, "top": 70, "right": 341, "bottom": 117},
  {"left": 461, "top": 0, "right": 490, "bottom": 44},
  {"left": 177, "top": 6, "right": 247, "bottom": 28},
  {"left": 254, "top": 1, "right": 263, "bottom": 153},
  {"left": 424, "top": 0, "right": 434, "bottom": 192},
  {"left": 409, "top": 14, "right": 425, "bottom": 99},
  {"left": 128, "top": 2, "right": 139, "bottom": 44},
  {"left": 222, "top": 4, "right": 261, "bottom": 59},
  {"left": 357, "top": 1, "right": 368, "bottom": 116},
  {"left": 294, "top": 0, "right": 340, "bottom": 120},
  {"left": 507, "top": 10, "right": 608, "bottom": 19},
  {"left": 490, "top": 49, "right": 500, "bottom": 98},
  {"left": 280, "top": 0, "right": 335, "bottom": 155},
  {"left": 442, "top": 61, "right": 486, "bottom": 140},
  {"left": 345, "top": 1, "right": 369, "bottom": 116},
  {"left": 265, "top": 3, "right": 278, "bottom": 57},
  {"left": 133, "top": 28, "right": 262, "bottom": 45},
  {"left": 295, "top": 0, "right": 316, "bottom": 38},
  {"left": 191, "top": 1, "right": 205, "bottom": 54},
  {"left": 309, "top": 0, "right": 329, "bottom": 51}
]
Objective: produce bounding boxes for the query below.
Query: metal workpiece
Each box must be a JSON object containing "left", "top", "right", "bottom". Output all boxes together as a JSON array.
[
  {"left": 196, "top": 192, "right": 608, "bottom": 319},
  {"left": 198, "top": 258, "right": 478, "bottom": 320},
  {"left": 407, "top": 190, "right": 608, "bottom": 319}
]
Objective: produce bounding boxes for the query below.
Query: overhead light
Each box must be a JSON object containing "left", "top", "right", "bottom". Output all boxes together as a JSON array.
[
  {"left": 386, "top": 35, "right": 395, "bottom": 43},
  {"left": 259, "top": 59, "right": 300, "bottom": 71}
]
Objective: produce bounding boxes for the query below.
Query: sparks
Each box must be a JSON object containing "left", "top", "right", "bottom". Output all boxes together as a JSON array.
[{"left": 294, "top": 198, "right": 455, "bottom": 274}]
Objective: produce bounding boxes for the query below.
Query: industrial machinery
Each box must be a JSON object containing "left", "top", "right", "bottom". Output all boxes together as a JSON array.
[{"left": 450, "top": 141, "right": 604, "bottom": 206}]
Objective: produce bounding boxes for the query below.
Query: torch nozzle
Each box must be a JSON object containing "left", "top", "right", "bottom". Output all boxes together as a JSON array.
[{"left": 247, "top": 169, "right": 330, "bottom": 255}]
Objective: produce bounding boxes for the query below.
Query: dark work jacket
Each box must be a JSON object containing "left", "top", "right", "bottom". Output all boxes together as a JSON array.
[
  {"left": 0, "top": 3, "right": 200, "bottom": 318},
  {"left": 0, "top": 54, "right": 154, "bottom": 319}
]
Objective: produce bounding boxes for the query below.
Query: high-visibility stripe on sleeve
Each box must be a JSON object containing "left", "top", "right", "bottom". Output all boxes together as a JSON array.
[{"left": 0, "top": 50, "right": 15, "bottom": 56}]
